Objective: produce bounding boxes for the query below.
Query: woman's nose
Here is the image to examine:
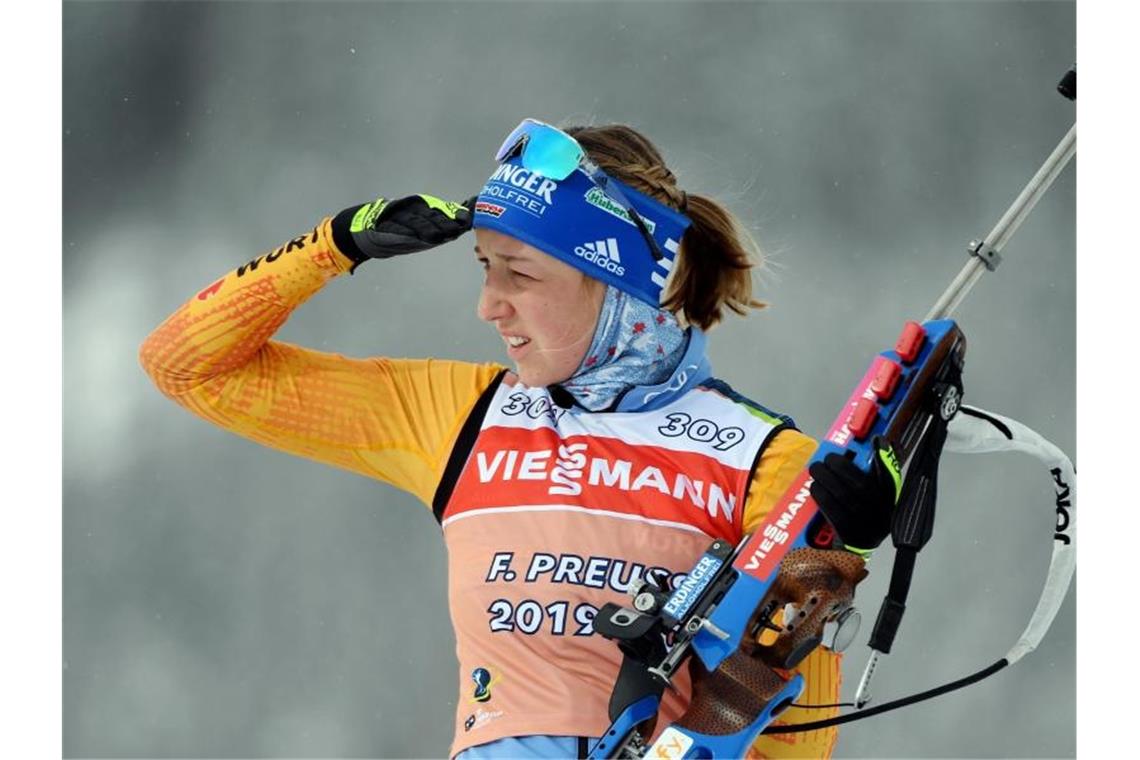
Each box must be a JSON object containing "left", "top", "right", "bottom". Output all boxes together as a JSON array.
[{"left": 477, "top": 282, "right": 512, "bottom": 323}]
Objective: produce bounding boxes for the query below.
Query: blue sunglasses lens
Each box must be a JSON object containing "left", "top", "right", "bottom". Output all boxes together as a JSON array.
[
  {"left": 519, "top": 129, "right": 582, "bottom": 180},
  {"left": 495, "top": 120, "right": 583, "bottom": 180},
  {"left": 494, "top": 121, "right": 532, "bottom": 162}
]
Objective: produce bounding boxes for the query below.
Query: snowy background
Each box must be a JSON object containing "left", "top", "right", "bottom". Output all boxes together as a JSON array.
[{"left": 64, "top": 1, "right": 1075, "bottom": 757}]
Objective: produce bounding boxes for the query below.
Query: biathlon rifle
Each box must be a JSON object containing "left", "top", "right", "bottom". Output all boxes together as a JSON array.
[{"left": 587, "top": 66, "right": 1077, "bottom": 759}]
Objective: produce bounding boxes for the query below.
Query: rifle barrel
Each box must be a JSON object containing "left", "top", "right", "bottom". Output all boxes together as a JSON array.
[{"left": 926, "top": 123, "right": 1076, "bottom": 321}]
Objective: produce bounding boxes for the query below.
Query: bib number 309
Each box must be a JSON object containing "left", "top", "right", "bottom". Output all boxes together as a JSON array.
[{"left": 657, "top": 412, "right": 745, "bottom": 451}]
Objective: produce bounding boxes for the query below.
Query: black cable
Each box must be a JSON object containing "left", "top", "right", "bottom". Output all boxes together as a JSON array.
[
  {"left": 765, "top": 659, "right": 1008, "bottom": 733},
  {"left": 959, "top": 406, "right": 1013, "bottom": 440}
]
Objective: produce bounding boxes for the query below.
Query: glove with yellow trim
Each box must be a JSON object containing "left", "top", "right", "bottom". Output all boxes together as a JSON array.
[
  {"left": 331, "top": 194, "right": 476, "bottom": 266},
  {"left": 808, "top": 436, "right": 902, "bottom": 554}
]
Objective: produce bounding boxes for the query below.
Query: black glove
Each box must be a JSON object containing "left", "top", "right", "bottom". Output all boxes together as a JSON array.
[
  {"left": 808, "top": 436, "right": 902, "bottom": 553},
  {"left": 331, "top": 193, "right": 476, "bottom": 267}
]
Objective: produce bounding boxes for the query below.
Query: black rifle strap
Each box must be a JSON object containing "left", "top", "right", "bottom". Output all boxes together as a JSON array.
[{"left": 868, "top": 384, "right": 954, "bottom": 654}]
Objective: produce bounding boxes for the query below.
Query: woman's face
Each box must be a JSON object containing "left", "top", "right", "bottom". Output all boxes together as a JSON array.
[{"left": 474, "top": 228, "right": 605, "bottom": 387}]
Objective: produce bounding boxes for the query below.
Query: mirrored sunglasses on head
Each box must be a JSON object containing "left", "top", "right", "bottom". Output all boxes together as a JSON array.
[{"left": 494, "top": 118, "right": 664, "bottom": 261}]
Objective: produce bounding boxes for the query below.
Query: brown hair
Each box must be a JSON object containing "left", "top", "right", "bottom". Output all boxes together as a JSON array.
[{"left": 564, "top": 123, "right": 765, "bottom": 330}]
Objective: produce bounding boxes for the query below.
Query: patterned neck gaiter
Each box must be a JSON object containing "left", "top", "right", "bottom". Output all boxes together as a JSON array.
[{"left": 558, "top": 284, "right": 689, "bottom": 411}]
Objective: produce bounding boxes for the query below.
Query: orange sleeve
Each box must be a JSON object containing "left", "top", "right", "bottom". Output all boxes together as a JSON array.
[
  {"left": 138, "top": 217, "right": 506, "bottom": 508},
  {"left": 744, "top": 429, "right": 843, "bottom": 759}
]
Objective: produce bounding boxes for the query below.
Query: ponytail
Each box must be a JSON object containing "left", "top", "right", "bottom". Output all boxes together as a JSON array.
[
  {"left": 663, "top": 192, "right": 765, "bottom": 329},
  {"left": 566, "top": 123, "right": 765, "bottom": 330}
]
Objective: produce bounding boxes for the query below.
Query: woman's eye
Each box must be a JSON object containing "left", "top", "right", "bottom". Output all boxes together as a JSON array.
[{"left": 511, "top": 270, "right": 534, "bottom": 280}]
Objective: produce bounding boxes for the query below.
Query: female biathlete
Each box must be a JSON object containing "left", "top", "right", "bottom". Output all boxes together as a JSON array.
[{"left": 140, "top": 119, "right": 897, "bottom": 759}]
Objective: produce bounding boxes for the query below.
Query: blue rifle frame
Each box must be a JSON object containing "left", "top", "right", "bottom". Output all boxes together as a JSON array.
[{"left": 590, "top": 318, "right": 967, "bottom": 759}]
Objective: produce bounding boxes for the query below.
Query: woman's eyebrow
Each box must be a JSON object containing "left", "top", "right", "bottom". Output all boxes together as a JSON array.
[{"left": 473, "top": 245, "right": 527, "bottom": 263}]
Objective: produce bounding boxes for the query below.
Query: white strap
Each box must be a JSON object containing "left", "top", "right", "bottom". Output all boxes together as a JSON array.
[{"left": 945, "top": 406, "right": 1075, "bottom": 665}]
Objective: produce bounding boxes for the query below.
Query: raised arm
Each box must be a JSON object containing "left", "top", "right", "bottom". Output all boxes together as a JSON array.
[{"left": 139, "top": 198, "right": 502, "bottom": 507}]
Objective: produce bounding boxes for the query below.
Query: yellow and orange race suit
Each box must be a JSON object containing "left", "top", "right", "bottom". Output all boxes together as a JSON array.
[{"left": 139, "top": 217, "right": 842, "bottom": 758}]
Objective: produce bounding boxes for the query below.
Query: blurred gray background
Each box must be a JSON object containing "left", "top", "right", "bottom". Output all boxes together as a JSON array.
[{"left": 63, "top": 1, "right": 1075, "bottom": 757}]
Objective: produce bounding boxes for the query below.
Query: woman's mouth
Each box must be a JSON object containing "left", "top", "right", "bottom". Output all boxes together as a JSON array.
[{"left": 503, "top": 334, "right": 531, "bottom": 358}]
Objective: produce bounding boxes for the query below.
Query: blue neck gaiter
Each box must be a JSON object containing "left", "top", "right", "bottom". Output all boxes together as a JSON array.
[{"left": 560, "top": 284, "right": 688, "bottom": 411}]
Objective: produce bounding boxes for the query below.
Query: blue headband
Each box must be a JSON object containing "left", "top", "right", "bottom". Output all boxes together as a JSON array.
[{"left": 472, "top": 156, "right": 692, "bottom": 307}]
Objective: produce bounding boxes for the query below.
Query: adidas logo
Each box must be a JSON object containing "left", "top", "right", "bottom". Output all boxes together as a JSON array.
[{"left": 573, "top": 238, "right": 625, "bottom": 276}]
